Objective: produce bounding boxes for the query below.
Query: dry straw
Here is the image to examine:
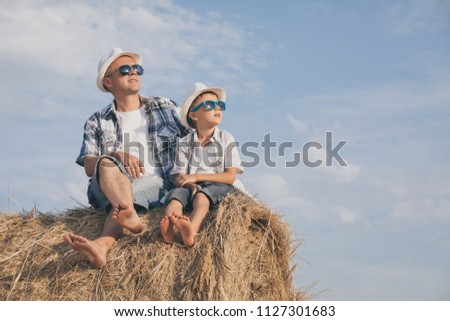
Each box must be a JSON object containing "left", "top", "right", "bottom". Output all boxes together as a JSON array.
[{"left": 0, "top": 194, "right": 304, "bottom": 301}]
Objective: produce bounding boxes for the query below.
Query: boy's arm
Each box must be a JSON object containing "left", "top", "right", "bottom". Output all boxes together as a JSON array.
[{"left": 175, "top": 168, "right": 237, "bottom": 187}]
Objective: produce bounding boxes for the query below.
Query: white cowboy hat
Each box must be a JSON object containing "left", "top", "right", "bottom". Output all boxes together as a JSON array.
[
  {"left": 96, "top": 47, "right": 142, "bottom": 92},
  {"left": 180, "top": 82, "right": 226, "bottom": 128}
]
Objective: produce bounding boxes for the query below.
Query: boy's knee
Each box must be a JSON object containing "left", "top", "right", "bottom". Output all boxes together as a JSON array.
[{"left": 194, "top": 192, "right": 210, "bottom": 204}]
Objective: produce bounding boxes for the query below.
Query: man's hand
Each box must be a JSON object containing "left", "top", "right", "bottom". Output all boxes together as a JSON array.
[
  {"left": 112, "top": 151, "right": 145, "bottom": 178},
  {"left": 175, "top": 174, "right": 198, "bottom": 187}
]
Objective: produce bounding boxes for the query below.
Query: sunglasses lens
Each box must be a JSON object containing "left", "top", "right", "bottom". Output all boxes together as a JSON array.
[
  {"left": 117, "top": 65, "right": 144, "bottom": 76},
  {"left": 133, "top": 64, "right": 144, "bottom": 75},
  {"left": 218, "top": 101, "right": 226, "bottom": 111},
  {"left": 204, "top": 101, "right": 216, "bottom": 111},
  {"left": 118, "top": 65, "right": 131, "bottom": 75}
]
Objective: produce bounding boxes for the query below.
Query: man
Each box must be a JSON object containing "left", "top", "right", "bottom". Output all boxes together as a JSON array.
[{"left": 64, "top": 48, "right": 189, "bottom": 267}]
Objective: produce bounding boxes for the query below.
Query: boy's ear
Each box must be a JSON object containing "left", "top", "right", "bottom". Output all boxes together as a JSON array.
[{"left": 189, "top": 111, "right": 198, "bottom": 122}]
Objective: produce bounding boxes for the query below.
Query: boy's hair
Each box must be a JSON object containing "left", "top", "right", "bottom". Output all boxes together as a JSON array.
[{"left": 187, "top": 91, "right": 219, "bottom": 129}]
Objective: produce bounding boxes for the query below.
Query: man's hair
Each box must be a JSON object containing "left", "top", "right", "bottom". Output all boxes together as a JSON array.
[{"left": 187, "top": 91, "right": 219, "bottom": 129}]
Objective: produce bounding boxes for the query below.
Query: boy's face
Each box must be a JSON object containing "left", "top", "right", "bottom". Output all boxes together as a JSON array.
[{"left": 189, "top": 92, "right": 223, "bottom": 128}]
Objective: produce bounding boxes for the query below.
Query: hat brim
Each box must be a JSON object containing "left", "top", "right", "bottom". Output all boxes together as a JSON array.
[
  {"left": 96, "top": 51, "right": 142, "bottom": 92},
  {"left": 180, "top": 87, "right": 226, "bottom": 128}
]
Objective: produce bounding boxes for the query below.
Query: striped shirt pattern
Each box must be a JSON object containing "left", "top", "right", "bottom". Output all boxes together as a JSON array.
[{"left": 76, "top": 95, "right": 190, "bottom": 180}]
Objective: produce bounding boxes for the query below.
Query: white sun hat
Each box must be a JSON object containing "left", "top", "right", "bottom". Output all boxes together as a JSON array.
[
  {"left": 180, "top": 82, "right": 226, "bottom": 128},
  {"left": 96, "top": 47, "right": 142, "bottom": 92}
]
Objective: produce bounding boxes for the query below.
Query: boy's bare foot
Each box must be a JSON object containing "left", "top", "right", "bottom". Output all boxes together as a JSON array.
[
  {"left": 170, "top": 214, "right": 195, "bottom": 247},
  {"left": 63, "top": 233, "right": 107, "bottom": 268},
  {"left": 112, "top": 202, "right": 144, "bottom": 233},
  {"left": 160, "top": 215, "right": 175, "bottom": 244}
]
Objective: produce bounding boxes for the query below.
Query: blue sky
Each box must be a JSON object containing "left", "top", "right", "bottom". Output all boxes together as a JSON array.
[{"left": 1, "top": 0, "right": 449, "bottom": 300}]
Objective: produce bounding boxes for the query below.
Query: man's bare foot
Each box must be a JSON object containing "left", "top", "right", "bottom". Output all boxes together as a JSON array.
[
  {"left": 63, "top": 233, "right": 107, "bottom": 268},
  {"left": 112, "top": 202, "right": 144, "bottom": 233},
  {"left": 169, "top": 214, "right": 195, "bottom": 247},
  {"left": 160, "top": 215, "right": 175, "bottom": 244}
]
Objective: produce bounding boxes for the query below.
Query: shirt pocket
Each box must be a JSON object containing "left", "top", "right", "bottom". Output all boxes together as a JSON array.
[
  {"left": 100, "top": 134, "right": 119, "bottom": 155},
  {"left": 154, "top": 125, "right": 179, "bottom": 158}
]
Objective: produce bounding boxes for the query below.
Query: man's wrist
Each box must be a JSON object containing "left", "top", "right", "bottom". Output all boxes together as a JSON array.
[{"left": 110, "top": 151, "right": 123, "bottom": 162}]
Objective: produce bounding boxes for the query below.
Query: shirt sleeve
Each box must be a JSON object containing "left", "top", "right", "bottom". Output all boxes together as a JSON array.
[
  {"left": 171, "top": 104, "right": 191, "bottom": 138},
  {"left": 75, "top": 115, "right": 100, "bottom": 166},
  {"left": 223, "top": 131, "right": 244, "bottom": 174}
]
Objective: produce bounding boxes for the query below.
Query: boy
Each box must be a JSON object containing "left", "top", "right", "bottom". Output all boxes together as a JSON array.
[{"left": 160, "top": 82, "right": 245, "bottom": 247}]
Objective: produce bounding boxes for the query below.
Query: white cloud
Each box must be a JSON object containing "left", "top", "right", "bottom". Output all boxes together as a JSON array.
[
  {"left": 243, "top": 172, "right": 317, "bottom": 220},
  {"left": 0, "top": 0, "right": 267, "bottom": 96},
  {"left": 387, "top": 0, "right": 450, "bottom": 35},
  {"left": 287, "top": 114, "right": 309, "bottom": 133},
  {"left": 332, "top": 206, "right": 360, "bottom": 224},
  {"left": 391, "top": 197, "right": 450, "bottom": 223},
  {"left": 307, "top": 146, "right": 361, "bottom": 182},
  {"left": 323, "top": 164, "right": 361, "bottom": 183}
]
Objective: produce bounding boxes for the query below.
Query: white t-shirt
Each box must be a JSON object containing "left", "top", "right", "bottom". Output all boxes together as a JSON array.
[{"left": 116, "top": 107, "right": 155, "bottom": 176}]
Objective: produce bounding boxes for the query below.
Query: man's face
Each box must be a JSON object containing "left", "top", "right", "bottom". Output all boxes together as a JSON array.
[{"left": 103, "top": 55, "right": 141, "bottom": 94}]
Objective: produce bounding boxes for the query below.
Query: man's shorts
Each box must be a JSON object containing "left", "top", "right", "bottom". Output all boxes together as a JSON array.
[
  {"left": 87, "top": 155, "right": 169, "bottom": 214},
  {"left": 164, "top": 182, "right": 234, "bottom": 209}
]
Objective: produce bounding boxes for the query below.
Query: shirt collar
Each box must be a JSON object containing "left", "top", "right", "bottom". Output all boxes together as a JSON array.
[
  {"left": 103, "top": 95, "right": 145, "bottom": 119},
  {"left": 102, "top": 102, "right": 116, "bottom": 120},
  {"left": 193, "top": 127, "right": 220, "bottom": 143}
]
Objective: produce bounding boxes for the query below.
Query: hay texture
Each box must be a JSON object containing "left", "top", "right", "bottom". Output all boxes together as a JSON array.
[{"left": 0, "top": 194, "right": 303, "bottom": 301}]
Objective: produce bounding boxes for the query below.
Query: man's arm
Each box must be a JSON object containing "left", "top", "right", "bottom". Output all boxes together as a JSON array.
[
  {"left": 83, "top": 156, "right": 99, "bottom": 177},
  {"left": 83, "top": 152, "right": 144, "bottom": 178}
]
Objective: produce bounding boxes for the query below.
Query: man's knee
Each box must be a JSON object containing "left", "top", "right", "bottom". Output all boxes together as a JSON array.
[
  {"left": 97, "top": 157, "right": 121, "bottom": 174},
  {"left": 98, "top": 157, "right": 117, "bottom": 168}
]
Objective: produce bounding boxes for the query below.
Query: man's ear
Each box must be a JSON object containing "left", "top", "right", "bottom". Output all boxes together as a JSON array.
[{"left": 102, "top": 77, "right": 112, "bottom": 91}]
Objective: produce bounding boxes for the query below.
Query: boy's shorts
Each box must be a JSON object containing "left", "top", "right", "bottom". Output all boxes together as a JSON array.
[
  {"left": 87, "top": 155, "right": 168, "bottom": 214},
  {"left": 164, "top": 182, "right": 234, "bottom": 209}
]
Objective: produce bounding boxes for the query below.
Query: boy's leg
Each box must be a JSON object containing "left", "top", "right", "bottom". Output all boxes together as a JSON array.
[
  {"left": 189, "top": 193, "right": 211, "bottom": 233},
  {"left": 160, "top": 199, "right": 183, "bottom": 244},
  {"left": 160, "top": 188, "right": 190, "bottom": 244},
  {"left": 171, "top": 192, "right": 210, "bottom": 247}
]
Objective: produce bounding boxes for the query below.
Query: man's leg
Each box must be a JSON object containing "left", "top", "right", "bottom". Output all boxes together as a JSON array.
[
  {"left": 64, "top": 157, "right": 143, "bottom": 267},
  {"left": 63, "top": 212, "right": 121, "bottom": 267},
  {"left": 97, "top": 157, "right": 144, "bottom": 233}
]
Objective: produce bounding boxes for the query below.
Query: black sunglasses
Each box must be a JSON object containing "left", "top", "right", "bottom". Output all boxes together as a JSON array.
[{"left": 106, "top": 64, "right": 144, "bottom": 77}]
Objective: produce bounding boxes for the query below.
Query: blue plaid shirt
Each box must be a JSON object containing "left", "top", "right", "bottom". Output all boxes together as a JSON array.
[{"left": 76, "top": 95, "right": 190, "bottom": 180}]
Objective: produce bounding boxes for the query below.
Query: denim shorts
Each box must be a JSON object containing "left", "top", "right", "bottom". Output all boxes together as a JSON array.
[
  {"left": 87, "top": 155, "right": 168, "bottom": 213},
  {"left": 164, "top": 182, "right": 234, "bottom": 209}
]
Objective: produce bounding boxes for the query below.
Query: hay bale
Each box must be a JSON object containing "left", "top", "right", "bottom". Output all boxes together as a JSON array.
[{"left": 0, "top": 194, "right": 303, "bottom": 301}]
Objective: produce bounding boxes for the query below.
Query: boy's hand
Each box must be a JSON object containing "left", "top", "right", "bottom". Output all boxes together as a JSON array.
[
  {"left": 185, "top": 183, "right": 202, "bottom": 201},
  {"left": 176, "top": 174, "right": 198, "bottom": 187}
]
